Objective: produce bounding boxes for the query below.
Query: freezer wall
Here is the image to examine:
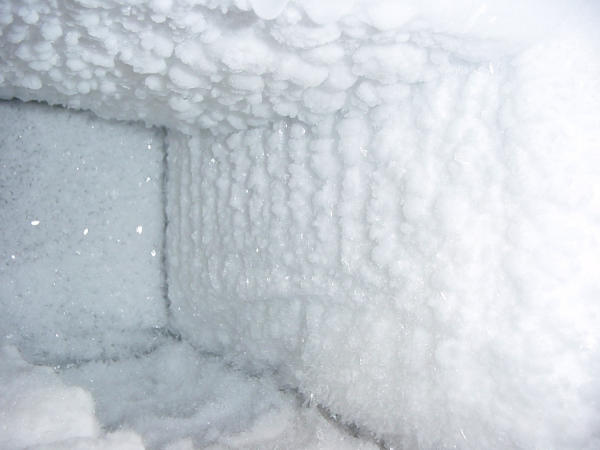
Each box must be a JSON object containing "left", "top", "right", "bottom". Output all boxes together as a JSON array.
[
  {"left": 165, "top": 48, "right": 600, "bottom": 446},
  {"left": 1, "top": 0, "right": 600, "bottom": 448}
]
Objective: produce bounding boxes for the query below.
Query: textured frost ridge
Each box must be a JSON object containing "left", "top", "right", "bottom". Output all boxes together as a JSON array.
[
  {"left": 1, "top": 0, "right": 600, "bottom": 449},
  {"left": 0, "top": 0, "right": 562, "bottom": 133}
]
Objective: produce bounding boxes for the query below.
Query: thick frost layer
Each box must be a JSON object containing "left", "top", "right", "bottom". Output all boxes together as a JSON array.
[
  {"left": 1, "top": 0, "right": 600, "bottom": 449},
  {"left": 0, "top": 0, "right": 574, "bottom": 134},
  {"left": 166, "top": 38, "right": 600, "bottom": 446}
]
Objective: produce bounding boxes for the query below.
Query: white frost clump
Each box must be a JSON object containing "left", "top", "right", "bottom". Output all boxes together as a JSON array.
[
  {"left": 0, "top": 345, "right": 145, "bottom": 450},
  {"left": 1, "top": 0, "right": 600, "bottom": 449}
]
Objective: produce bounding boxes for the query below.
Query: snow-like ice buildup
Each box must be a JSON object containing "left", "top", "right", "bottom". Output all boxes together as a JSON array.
[
  {"left": 1, "top": 0, "right": 600, "bottom": 449},
  {"left": 0, "top": 344, "right": 145, "bottom": 450}
]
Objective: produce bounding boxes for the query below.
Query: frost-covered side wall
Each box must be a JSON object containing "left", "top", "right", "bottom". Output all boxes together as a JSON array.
[
  {"left": 1, "top": 0, "right": 600, "bottom": 449},
  {"left": 166, "top": 45, "right": 600, "bottom": 447}
]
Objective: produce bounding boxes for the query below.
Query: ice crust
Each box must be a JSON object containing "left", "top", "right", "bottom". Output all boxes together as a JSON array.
[{"left": 1, "top": 0, "right": 600, "bottom": 449}]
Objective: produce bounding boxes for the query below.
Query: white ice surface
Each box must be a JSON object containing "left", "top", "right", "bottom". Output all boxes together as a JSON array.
[{"left": 1, "top": 0, "right": 600, "bottom": 449}]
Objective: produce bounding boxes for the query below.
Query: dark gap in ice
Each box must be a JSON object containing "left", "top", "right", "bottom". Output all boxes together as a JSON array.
[{"left": 281, "top": 387, "right": 393, "bottom": 450}]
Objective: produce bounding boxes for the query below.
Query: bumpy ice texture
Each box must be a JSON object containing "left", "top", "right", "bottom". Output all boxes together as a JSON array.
[{"left": 1, "top": 0, "right": 600, "bottom": 449}]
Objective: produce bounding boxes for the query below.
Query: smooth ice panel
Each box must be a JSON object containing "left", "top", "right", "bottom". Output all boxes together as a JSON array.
[{"left": 0, "top": 100, "right": 168, "bottom": 364}]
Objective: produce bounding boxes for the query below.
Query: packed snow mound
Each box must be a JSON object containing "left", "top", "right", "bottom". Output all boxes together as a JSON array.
[
  {"left": 0, "top": 344, "right": 146, "bottom": 450},
  {"left": 1, "top": 0, "right": 600, "bottom": 449}
]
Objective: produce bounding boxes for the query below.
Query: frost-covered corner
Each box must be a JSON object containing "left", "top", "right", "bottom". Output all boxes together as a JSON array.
[{"left": 1, "top": 0, "right": 600, "bottom": 449}]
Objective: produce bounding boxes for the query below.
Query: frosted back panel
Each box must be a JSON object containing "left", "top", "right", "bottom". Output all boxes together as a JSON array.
[{"left": 0, "top": 100, "right": 168, "bottom": 364}]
